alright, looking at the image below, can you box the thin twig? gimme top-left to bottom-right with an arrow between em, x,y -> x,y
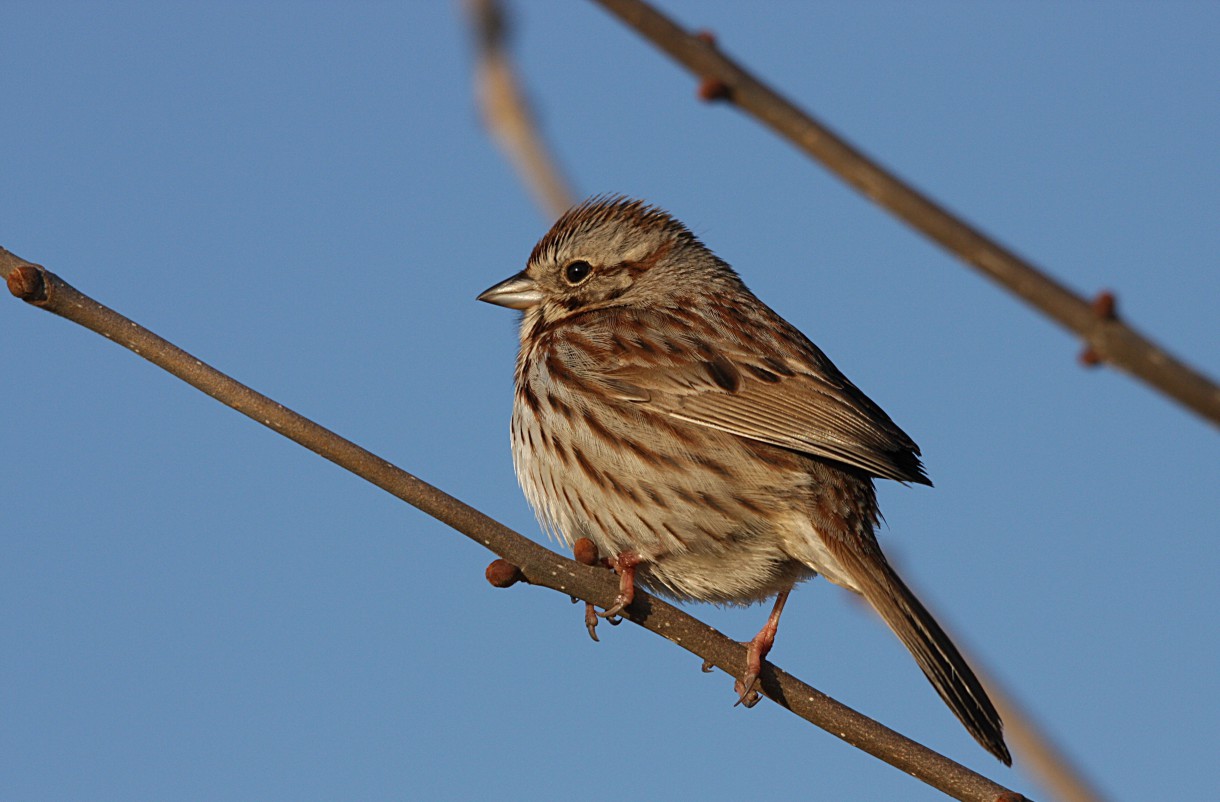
589,0 -> 1220,428
910,580 -> 1108,802
987,672 -> 1107,802
2,249 -> 1027,801
464,0 -> 576,218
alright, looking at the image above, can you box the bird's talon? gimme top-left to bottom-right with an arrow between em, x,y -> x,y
595,551 -> 640,620
596,600 -> 627,619
597,572 -> 636,619
584,602 -> 600,642
733,676 -> 762,708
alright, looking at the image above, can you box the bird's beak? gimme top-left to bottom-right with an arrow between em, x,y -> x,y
477,271 -> 543,310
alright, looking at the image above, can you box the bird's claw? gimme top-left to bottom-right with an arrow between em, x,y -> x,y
730,590 -> 789,709
584,602 -> 600,642
595,551 -> 640,619
734,675 -> 762,708
596,595 -> 630,620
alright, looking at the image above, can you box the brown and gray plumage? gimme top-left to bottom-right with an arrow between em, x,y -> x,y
478,196 -> 1010,764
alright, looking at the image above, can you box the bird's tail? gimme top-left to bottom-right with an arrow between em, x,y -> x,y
826,537 -> 1012,765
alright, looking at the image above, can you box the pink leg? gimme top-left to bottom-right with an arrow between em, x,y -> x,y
572,538 -> 605,641
735,589 -> 791,708
597,551 -> 641,619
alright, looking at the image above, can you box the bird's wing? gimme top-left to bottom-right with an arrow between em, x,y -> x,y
600,309 -> 930,485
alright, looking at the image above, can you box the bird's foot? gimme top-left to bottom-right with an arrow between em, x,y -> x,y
597,551 -> 641,619
572,539 -> 640,639
733,653 -> 765,708
732,590 -> 790,708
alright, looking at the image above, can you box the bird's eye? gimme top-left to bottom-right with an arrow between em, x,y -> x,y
564,260 -> 593,285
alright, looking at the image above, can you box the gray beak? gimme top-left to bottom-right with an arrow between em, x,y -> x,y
477,271 -> 543,310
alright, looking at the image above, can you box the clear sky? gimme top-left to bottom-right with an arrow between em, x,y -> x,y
3,3 -> 1217,801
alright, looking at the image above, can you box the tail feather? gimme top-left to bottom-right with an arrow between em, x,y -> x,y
829,540 -> 1012,765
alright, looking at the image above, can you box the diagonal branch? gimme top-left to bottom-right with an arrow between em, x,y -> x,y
458,3 -> 1095,796
2,248 -> 1026,801
589,0 -> 1220,428
463,0 -> 577,218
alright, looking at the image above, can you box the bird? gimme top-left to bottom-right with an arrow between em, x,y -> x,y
477,195 -> 1010,764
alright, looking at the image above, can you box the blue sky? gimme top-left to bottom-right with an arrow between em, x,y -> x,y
3,3 -> 1217,800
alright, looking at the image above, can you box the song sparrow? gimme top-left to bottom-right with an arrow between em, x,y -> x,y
478,196 -> 1009,764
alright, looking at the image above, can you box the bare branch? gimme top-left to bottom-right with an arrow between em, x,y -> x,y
988,674 -> 1107,802
463,0 -> 577,218
589,0 -> 1220,428
574,4 -> 1120,798
911,582 -> 1108,802
2,248 -> 1027,801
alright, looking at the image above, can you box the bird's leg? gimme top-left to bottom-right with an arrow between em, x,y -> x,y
571,538 -> 608,640
597,550 -> 641,620
735,589 -> 791,708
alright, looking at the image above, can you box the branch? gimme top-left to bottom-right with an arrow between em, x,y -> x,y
987,672 -> 1108,802
914,583 -> 1108,802
463,0 -> 577,218
576,4 -> 1114,799
2,249 -> 1027,801
589,0 -> 1220,428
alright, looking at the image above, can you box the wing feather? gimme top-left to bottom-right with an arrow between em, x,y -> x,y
600,306 -> 930,484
